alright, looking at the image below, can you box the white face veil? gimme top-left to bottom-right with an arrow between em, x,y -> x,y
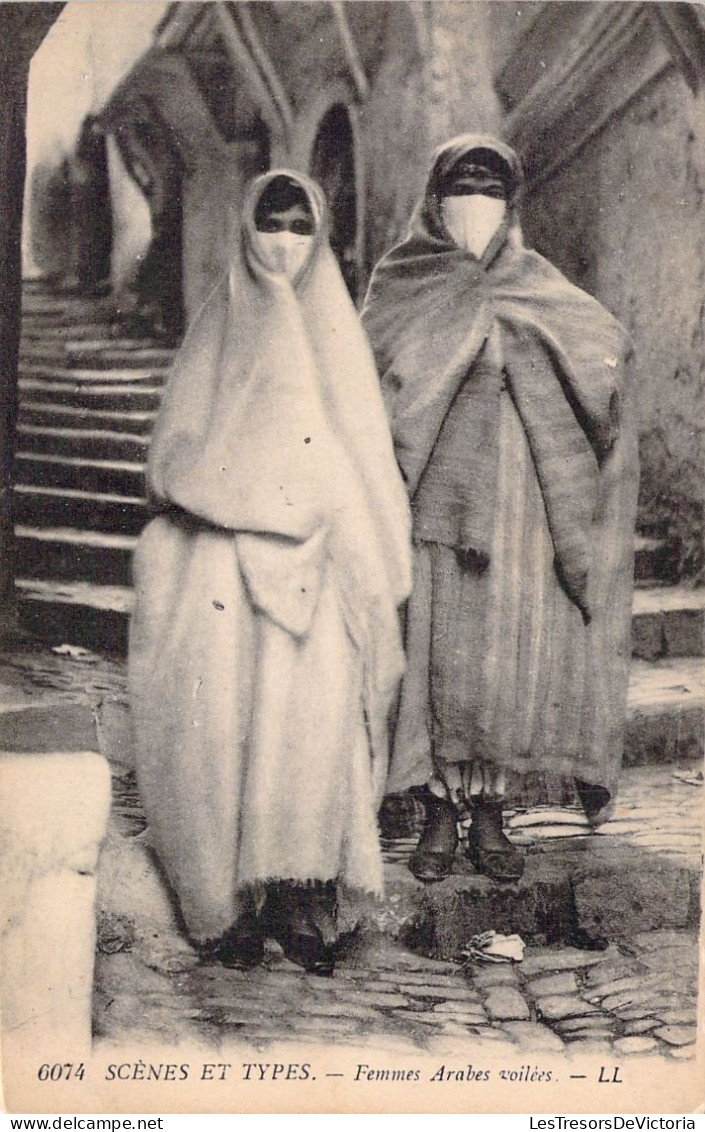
441,194 -> 507,259
257,231 -> 314,280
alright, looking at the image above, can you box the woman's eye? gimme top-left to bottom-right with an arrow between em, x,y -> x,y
291,220 -> 314,235
258,218 -> 284,232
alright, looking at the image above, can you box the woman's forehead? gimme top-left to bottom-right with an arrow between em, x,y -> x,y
446,148 -> 511,180
262,202 -> 310,218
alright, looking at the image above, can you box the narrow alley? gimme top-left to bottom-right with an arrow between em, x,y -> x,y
2,275 -> 702,1059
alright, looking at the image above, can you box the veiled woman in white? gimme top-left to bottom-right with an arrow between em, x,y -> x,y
129,172 -> 411,975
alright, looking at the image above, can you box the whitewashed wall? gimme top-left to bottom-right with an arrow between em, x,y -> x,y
22,1 -> 167,283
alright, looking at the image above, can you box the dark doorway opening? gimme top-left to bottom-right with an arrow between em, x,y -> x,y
310,103 -> 359,301
73,115 -> 113,292
113,107 -> 186,342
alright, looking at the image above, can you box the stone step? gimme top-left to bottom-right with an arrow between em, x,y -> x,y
19,362 -> 167,385
625,658 -> 704,767
632,586 -> 705,659
21,334 -> 163,351
15,574 -> 705,771
19,401 -> 157,434
19,378 -> 163,412
13,484 -> 148,535
378,837 -> 699,957
20,304 -> 108,323
20,323 -> 123,342
16,579 -> 132,653
21,290 -> 108,311
374,764 -> 701,953
20,344 -> 174,370
16,423 -> 149,462
634,535 -> 679,586
14,452 -> 145,495
15,526 -> 136,587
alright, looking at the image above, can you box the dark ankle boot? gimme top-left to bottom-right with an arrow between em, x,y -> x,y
266,882 -> 337,977
408,793 -> 459,882
466,796 -> 524,883
202,892 -> 265,969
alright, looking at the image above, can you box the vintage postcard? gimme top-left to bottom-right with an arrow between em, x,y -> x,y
0,0 -> 703,1116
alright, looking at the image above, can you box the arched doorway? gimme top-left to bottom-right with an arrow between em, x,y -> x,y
310,103 -> 359,301
111,103 -> 186,341
73,115 -> 113,292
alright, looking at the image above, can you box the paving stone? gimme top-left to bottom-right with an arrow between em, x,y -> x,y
638,949 -> 700,976
431,1001 -> 487,1017
564,1029 -> 616,1044
484,987 -> 530,1021
601,990 -> 662,1012
555,1014 -> 614,1033
332,989 -> 409,1010
584,975 -> 649,1002
437,1022 -> 470,1038
583,960 -> 642,988
656,1008 -> 697,1025
433,1010 -> 491,1026
397,983 -> 479,1002
616,1006 -> 663,1022
526,972 -> 578,998
565,1039 -> 613,1055
288,1016 -> 367,1037
201,993 -> 292,1016
536,994 -> 600,1022
520,948 -> 613,978
376,970 -> 466,989
600,979 -> 688,1009
501,1021 -> 565,1051
631,929 -> 698,953
469,965 -> 519,988
345,940 -> 458,974
296,1001 -> 382,1021
613,1035 -> 660,1054
653,1025 -> 698,1046
624,1018 -> 660,1035
464,1025 -> 512,1041
346,977 -> 416,997
598,970 -> 687,998
666,1045 -> 697,1060
389,1009 -> 448,1027
332,967 -> 379,981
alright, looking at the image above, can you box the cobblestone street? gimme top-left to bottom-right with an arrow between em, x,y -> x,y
1,646 -> 701,1062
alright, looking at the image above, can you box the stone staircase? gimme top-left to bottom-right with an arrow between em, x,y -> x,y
14,282 -> 174,651
13,283 -> 705,771
627,538 -> 704,768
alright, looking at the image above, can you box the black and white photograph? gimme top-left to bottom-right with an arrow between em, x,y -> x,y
0,0 -> 703,1116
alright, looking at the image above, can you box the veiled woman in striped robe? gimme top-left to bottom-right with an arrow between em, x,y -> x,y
362,135 -> 639,884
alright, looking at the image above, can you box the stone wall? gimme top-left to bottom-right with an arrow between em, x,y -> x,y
98,1 -> 704,571
361,2 -> 501,273
517,36 -> 705,577
155,2 -> 503,312
23,3 -> 168,283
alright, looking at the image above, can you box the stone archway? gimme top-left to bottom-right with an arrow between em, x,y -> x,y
310,102 -> 360,301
